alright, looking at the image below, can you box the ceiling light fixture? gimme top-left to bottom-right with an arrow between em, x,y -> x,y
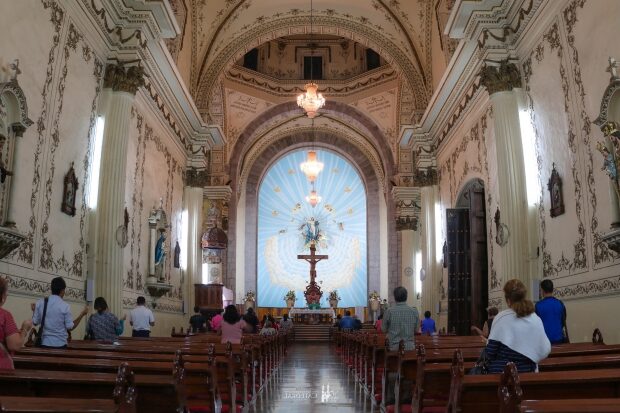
297,0 -> 325,118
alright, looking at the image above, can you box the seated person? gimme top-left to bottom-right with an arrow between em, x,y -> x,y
535,279 -> 568,344
334,314 -> 342,330
420,311 -> 436,335
483,279 -> 551,374
352,315 -> 362,330
280,314 -> 293,331
189,306 -> 206,333
210,309 -> 223,331
218,305 -> 252,344
260,320 -> 277,336
339,311 -> 355,330
374,314 -> 383,332
471,306 -> 498,338
243,308 -> 259,333
86,297 -> 120,342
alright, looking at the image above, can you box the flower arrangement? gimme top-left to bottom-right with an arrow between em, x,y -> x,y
368,290 -> 381,301
328,290 -> 341,301
284,290 -> 296,301
242,291 -> 256,303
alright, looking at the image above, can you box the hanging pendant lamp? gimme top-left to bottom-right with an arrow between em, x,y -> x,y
297,0 -> 326,118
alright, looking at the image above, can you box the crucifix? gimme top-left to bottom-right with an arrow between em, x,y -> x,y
297,242 -> 328,286
298,241 -> 328,306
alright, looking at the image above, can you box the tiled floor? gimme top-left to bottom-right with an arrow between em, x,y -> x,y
249,342 -> 377,413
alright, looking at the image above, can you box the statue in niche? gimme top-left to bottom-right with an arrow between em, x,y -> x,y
154,231 -> 166,282
61,162 -> 78,217
173,240 -> 181,269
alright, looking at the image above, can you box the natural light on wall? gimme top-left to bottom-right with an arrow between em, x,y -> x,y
415,251 -> 422,295
202,263 -> 209,284
88,116 -> 105,209
519,109 -> 540,205
435,202 -> 443,263
179,210 -> 189,271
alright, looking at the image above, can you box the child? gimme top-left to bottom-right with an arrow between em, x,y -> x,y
420,310 -> 436,335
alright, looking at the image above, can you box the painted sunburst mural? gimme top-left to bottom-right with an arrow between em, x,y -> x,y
257,149 -> 367,307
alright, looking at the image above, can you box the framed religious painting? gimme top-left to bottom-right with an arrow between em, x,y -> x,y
61,162 -> 78,216
547,163 -> 565,218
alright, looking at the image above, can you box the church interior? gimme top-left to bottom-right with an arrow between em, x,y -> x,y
2,0 -> 620,411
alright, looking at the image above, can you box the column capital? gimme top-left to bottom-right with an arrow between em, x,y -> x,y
392,186 -> 420,231
203,186 -> 232,201
185,168 -> 209,188
479,60 -> 522,95
103,63 -> 146,94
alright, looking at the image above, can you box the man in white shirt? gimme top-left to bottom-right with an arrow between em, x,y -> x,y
129,296 -> 155,337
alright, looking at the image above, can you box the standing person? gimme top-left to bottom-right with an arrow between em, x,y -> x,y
535,279 -> 568,344
217,305 -> 251,344
471,307 -> 498,338
129,296 -> 154,337
32,277 -> 88,348
381,286 -> 419,406
243,308 -> 259,333
420,311 -> 436,335
482,279 -> 550,373
189,306 -> 206,333
210,309 -> 223,331
86,297 -> 120,342
0,278 -> 32,369
381,287 -> 420,351
374,313 -> 383,332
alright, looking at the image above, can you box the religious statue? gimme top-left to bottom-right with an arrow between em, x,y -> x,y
154,231 -> 166,282
61,163 -> 78,217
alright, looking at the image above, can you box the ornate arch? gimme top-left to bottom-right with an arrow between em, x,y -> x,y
194,17 -> 429,114
226,130 -> 393,296
228,100 -> 397,191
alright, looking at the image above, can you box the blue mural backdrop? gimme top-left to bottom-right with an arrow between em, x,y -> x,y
257,149 -> 367,308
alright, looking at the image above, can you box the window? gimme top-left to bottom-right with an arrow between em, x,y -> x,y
519,109 -> 540,206
243,48 -> 259,71
366,49 -> 381,71
303,56 -> 323,80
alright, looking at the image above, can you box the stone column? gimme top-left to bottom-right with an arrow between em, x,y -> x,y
183,170 -> 207,313
420,185 -> 442,327
392,186 -> 421,310
93,63 -> 145,316
480,61 -> 529,286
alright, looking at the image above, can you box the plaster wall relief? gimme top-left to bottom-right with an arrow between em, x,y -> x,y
224,89 -> 273,156
122,106 -> 185,314
165,0 -> 188,63
517,0 -> 620,300
0,0 -> 102,300
351,89 -> 399,158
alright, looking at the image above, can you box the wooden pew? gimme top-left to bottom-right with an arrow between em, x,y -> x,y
518,399 -> 620,412
0,363 -> 137,413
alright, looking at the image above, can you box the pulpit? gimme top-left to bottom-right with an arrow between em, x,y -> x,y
195,283 -> 223,310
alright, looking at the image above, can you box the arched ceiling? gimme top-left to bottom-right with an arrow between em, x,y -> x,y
187,0 -> 434,114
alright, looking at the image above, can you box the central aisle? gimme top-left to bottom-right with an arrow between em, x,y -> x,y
250,342 -> 375,413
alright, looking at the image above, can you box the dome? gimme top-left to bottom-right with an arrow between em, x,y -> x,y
201,226 -> 228,249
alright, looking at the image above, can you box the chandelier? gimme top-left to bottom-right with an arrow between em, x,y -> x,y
297,0 -> 326,118
305,186 -> 322,208
300,149 -> 324,182
297,82 -> 325,119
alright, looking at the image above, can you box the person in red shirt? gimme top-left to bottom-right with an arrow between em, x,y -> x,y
0,277 -> 32,369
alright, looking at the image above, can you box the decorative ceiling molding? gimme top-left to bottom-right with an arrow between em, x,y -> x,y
225,64 -> 398,98
194,16 -> 429,114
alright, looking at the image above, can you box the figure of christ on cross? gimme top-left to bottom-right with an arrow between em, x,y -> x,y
298,242 -> 328,307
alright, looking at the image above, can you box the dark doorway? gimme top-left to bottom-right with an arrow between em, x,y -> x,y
243,48 -> 259,71
366,48 -> 381,71
446,179 -> 488,335
303,56 -> 323,80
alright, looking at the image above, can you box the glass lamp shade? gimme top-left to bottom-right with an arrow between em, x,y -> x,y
297,82 -> 325,119
305,190 -> 322,208
300,150 -> 324,182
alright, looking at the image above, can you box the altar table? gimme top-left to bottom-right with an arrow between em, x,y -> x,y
289,308 -> 335,324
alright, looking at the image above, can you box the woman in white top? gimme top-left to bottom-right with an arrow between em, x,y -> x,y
259,320 -> 277,336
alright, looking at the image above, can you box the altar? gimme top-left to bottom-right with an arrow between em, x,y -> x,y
289,308 -> 335,324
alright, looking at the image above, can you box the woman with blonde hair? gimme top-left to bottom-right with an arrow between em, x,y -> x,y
481,279 -> 550,374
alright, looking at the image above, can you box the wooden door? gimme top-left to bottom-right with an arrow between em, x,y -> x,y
469,187 -> 488,331
446,208 -> 471,336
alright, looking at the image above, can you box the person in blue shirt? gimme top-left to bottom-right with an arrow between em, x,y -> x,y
339,310 -> 355,330
420,310 -> 436,335
535,279 -> 568,344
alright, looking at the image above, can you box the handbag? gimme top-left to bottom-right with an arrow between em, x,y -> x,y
34,297 -> 49,347
468,348 -> 489,375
